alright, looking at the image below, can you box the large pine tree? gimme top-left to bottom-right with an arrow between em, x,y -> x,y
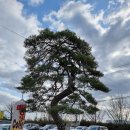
18,29 -> 109,130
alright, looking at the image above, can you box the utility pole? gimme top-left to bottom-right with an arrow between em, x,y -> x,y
21,91 -> 24,99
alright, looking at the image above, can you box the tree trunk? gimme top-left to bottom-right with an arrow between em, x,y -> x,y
50,79 -> 76,130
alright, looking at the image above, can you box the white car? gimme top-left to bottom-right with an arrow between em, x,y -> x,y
87,125 -> 108,130
0,124 -> 11,130
23,123 -> 39,130
40,124 -> 56,130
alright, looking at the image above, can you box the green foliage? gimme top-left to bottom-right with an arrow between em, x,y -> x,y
79,91 -> 97,105
18,29 -> 109,118
65,108 -> 84,114
85,105 -> 99,114
48,105 -> 68,114
48,104 -> 84,115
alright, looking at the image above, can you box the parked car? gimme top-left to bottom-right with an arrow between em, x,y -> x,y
0,124 -> 11,130
48,126 -> 76,130
48,126 -> 57,130
29,125 -> 39,130
70,126 -> 75,130
87,125 -> 108,130
23,123 -> 40,130
40,124 -> 56,130
73,126 -> 87,130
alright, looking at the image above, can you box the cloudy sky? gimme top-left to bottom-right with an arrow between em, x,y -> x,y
0,0 -> 130,108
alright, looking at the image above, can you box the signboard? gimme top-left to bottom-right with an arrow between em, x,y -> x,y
0,111 -> 4,120
10,100 -> 26,130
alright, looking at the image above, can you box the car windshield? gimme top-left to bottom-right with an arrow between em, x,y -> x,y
24,124 -> 31,128
31,124 -> 39,127
43,125 -> 49,128
24,123 -> 38,129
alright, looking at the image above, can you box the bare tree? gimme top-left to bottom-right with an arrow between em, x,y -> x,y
84,110 -> 105,123
4,103 -> 13,120
106,96 -> 130,124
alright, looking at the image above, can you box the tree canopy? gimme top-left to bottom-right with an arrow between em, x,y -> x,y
18,29 -> 109,130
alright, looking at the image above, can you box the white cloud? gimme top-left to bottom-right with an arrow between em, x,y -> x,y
43,1 -> 106,34
0,90 -> 20,105
0,0 -> 41,103
42,0 -> 130,97
105,0 -> 130,26
29,0 -> 44,6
